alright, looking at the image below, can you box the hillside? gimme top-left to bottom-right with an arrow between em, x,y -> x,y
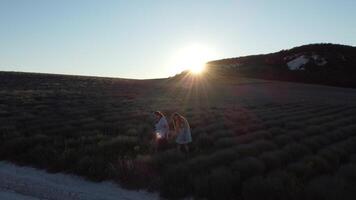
207,43 -> 356,87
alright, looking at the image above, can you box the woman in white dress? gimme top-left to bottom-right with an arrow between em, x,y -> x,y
172,113 -> 192,153
154,111 -> 169,151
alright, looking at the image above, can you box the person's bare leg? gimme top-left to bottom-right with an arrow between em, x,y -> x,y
184,144 -> 189,153
153,139 -> 160,153
150,140 -> 156,153
156,141 -> 160,153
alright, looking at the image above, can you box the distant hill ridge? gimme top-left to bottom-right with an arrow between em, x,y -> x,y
207,43 -> 356,88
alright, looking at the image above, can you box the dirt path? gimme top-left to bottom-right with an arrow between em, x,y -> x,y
0,162 -> 158,200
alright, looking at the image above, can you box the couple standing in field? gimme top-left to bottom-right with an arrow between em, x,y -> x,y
154,111 -> 192,153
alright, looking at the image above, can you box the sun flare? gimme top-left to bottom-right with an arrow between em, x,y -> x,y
170,44 -> 218,75
190,63 -> 205,74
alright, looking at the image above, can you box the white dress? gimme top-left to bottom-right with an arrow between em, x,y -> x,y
175,120 -> 192,144
155,116 -> 169,138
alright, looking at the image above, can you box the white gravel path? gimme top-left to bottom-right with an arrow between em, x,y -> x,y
0,162 -> 158,200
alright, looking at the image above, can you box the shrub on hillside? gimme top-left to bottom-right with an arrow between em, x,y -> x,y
126,128 -> 138,136
313,135 -> 331,146
301,138 -> 324,153
247,122 -> 264,132
287,162 -> 309,180
317,149 -> 341,170
151,149 -> 185,171
242,172 -> 298,200
208,167 -> 237,199
193,174 -> 210,198
234,130 -> 270,144
349,154 -> 356,164
274,135 -> 294,147
193,166 -> 239,200
336,164 -> 356,185
328,145 -> 349,162
287,156 -> 330,180
179,148 -> 238,174
305,125 -> 325,136
234,126 -> 249,135
208,148 -> 239,166
325,130 -> 344,141
98,135 -> 139,158
211,129 -> 234,139
305,175 -> 355,200
254,140 -> 278,152
268,127 -> 285,137
215,136 -> 237,148
287,130 -> 306,141
112,156 -> 155,188
252,130 -> 273,140
283,143 -> 312,160
285,121 -> 304,130
235,133 -> 257,144
306,117 -> 326,125
235,144 -> 259,157
324,120 -> 344,130
231,157 -> 265,179
205,123 -> 223,134
186,155 -> 211,172
0,136 -> 31,159
276,150 -> 291,166
195,132 -> 214,150
193,126 -> 208,136
0,126 -> 21,141
302,155 -> 332,177
27,144 -> 56,167
54,148 -> 81,171
339,125 -> 356,138
259,150 -> 283,171
75,155 -> 107,181
265,120 -> 285,129
160,164 -> 192,198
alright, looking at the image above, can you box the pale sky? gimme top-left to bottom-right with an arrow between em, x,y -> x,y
1,0 -> 355,79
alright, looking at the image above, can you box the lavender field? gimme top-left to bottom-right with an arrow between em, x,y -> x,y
1,71 -> 356,199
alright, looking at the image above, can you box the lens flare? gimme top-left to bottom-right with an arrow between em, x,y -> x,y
170,44 -> 218,75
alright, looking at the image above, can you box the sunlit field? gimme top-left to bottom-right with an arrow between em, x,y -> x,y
1,71 -> 356,199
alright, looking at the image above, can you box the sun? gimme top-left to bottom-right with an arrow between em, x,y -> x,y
170,44 -> 218,75
190,63 -> 205,74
